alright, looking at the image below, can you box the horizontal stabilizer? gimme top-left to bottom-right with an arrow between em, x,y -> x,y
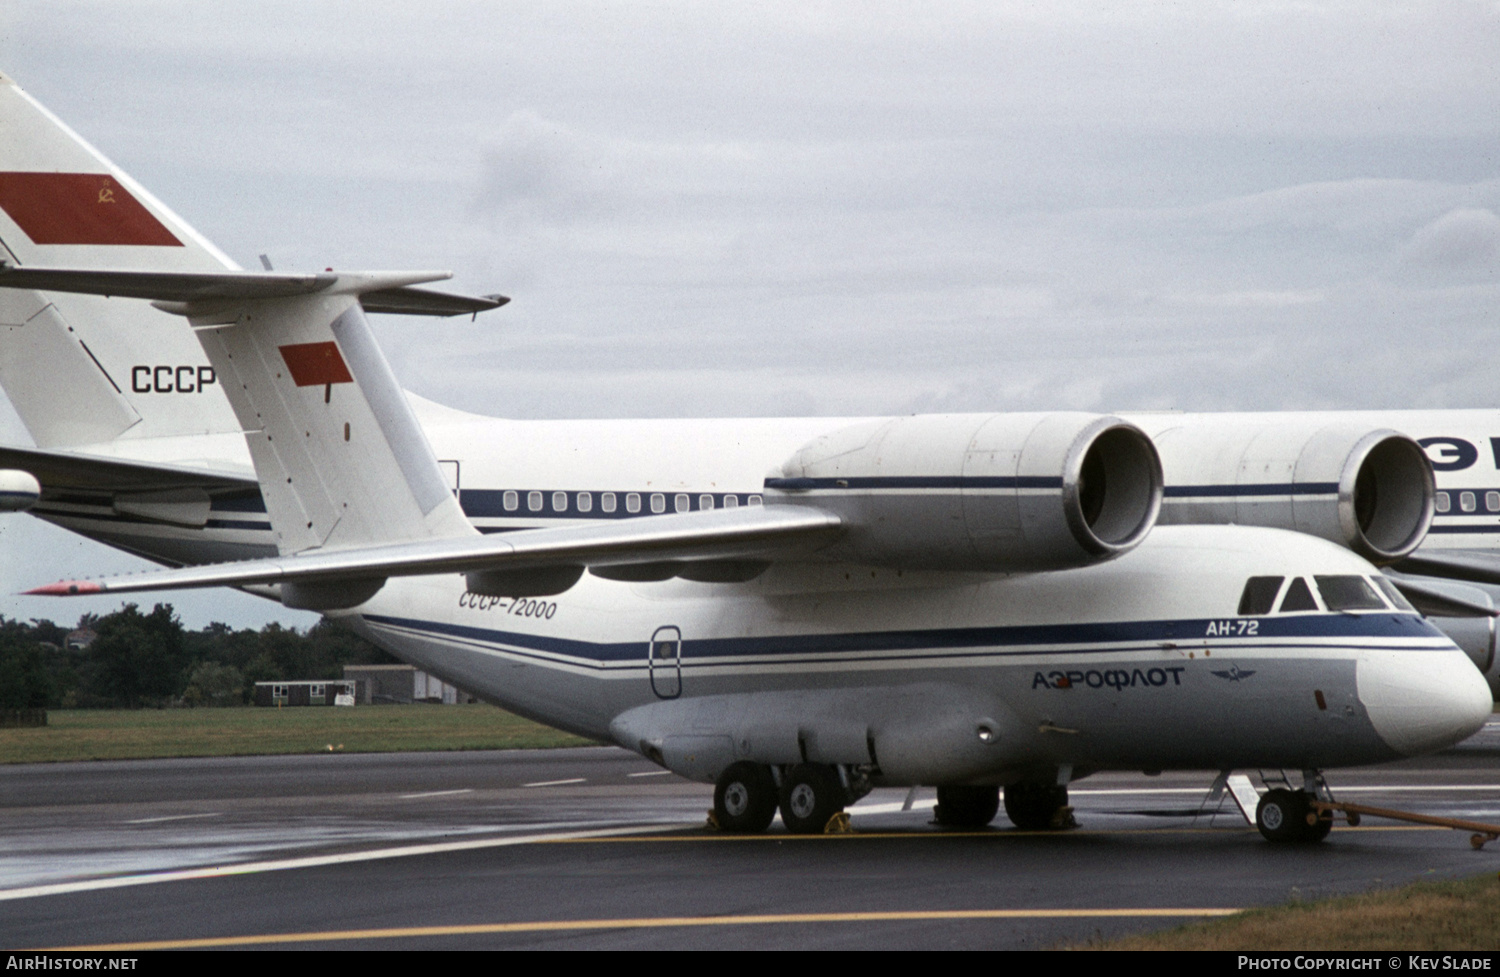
0,265 -> 507,317
1386,576 -> 1500,618
360,286 -> 510,317
25,505 -> 844,597
1391,550 -> 1500,588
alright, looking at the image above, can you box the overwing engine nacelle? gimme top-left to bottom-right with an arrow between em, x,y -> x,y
1135,416 -> 1435,565
767,413 -> 1163,572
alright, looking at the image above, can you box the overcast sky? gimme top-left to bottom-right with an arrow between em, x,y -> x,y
0,1 -> 1497,630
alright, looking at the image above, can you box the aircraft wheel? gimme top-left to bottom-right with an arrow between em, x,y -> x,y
1003,781 -> 1069,831
1305,801 -> 1334,842
713,762 -> 778,833
778,763 -> 845,834
934,785 -> 1001,828
1256,788 -> 1311,843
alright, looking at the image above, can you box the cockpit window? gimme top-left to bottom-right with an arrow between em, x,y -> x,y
1314,575 -> 1387,611
1279,577 -> 1319,612
1238,576 -> 1284,615
1372,576 -> 1417,612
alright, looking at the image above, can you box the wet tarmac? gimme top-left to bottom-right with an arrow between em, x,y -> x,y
1,722 -> 1497,949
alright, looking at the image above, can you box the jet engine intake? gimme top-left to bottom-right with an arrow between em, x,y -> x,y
1137,417 -> 1435,565
767,413 -> 1163,572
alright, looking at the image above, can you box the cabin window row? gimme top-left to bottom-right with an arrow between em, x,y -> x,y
1434,490 -> 1500,514
496,490 -> 764,515
1237,574 -> 1414,615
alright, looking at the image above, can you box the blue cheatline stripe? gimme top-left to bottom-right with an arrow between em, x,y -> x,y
211,494 -> 268,513
1163,483 -> 1340,498
46,492 -> 112,506
362,610 -> 1443,667
1427,525 -> 1500,535
36,508 -> 271,532
763,476 -> 1062,491
368,622 -> 1436,674
205,519 -> 272,531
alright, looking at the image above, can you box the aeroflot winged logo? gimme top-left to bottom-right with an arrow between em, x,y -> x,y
1210,666 -> 1257,682
0,172 -> 183,246
278,342 -> 353,387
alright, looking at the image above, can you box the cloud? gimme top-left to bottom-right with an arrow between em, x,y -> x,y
1393,207 -> 1500,282
472,111 -> 612,226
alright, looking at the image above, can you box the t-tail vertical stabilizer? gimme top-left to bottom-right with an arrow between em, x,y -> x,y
167,275 -> 478,607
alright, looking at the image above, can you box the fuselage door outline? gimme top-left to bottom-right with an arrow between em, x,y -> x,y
649,625 -> 682,699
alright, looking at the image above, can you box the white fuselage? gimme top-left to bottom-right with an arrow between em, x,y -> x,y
335,524 -> 1489,783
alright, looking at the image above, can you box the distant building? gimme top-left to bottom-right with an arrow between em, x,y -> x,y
64,628 -> 96,650
342,664 -> 478,705
253,680 -> 357,707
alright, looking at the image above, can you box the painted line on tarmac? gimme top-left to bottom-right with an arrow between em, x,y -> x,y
0,823 -> 688,904
52,907 -> 1245,950
400,789 -> 474,799
545,824 -> 1447,843
851,800 -> 934,815
626,771 -> 674,778
523,778 -> 587,788
1067,785 -> 1500,796
830,786 -> 1500,817
1333,785 -> 1500,793
122,813 -> 223,825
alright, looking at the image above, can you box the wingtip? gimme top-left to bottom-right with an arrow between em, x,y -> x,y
23,581 -> 103,596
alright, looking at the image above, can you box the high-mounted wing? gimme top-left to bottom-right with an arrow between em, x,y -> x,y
1385,575 -> 1500,618
27,504 -> 843,602
1392,549 -> 1500,588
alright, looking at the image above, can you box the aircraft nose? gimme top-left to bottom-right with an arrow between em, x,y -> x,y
1358,647 -> 1493,757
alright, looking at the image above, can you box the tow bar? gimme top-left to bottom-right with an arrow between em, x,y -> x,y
1310,800 -> 1500,850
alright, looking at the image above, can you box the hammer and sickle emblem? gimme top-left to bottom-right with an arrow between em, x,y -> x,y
97,186 -> 116,204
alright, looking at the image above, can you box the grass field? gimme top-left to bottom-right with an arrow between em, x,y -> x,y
0,705 -> 595,763
1079,873 -> 1500,950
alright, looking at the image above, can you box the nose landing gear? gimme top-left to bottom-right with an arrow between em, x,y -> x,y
1255,788 -> 1333,843
1253,769 -> 1335,843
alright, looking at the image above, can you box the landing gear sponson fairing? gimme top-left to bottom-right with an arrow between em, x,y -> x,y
0,70 -> 1492,842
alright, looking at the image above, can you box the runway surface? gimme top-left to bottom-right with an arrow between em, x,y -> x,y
2,722 -> 1498,950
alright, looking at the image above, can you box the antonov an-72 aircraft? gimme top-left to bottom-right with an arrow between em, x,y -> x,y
0,70 -> 1492,843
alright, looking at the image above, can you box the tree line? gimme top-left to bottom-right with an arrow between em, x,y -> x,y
0,604 -> 400,709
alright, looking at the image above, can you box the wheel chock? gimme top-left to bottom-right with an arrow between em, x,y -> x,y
823,811 -> 853,834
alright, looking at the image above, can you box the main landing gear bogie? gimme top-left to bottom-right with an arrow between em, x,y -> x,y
712,761 -> 779,833
711,761 -> 859,834
933,785 -> 1001,828
1256,788 -> 1333,844
1003,781 -> 1073,831
778,763 -> 849,834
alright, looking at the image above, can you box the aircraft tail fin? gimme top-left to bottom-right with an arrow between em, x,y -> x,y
0,69 -> 243,449
179,277 -> 477,555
